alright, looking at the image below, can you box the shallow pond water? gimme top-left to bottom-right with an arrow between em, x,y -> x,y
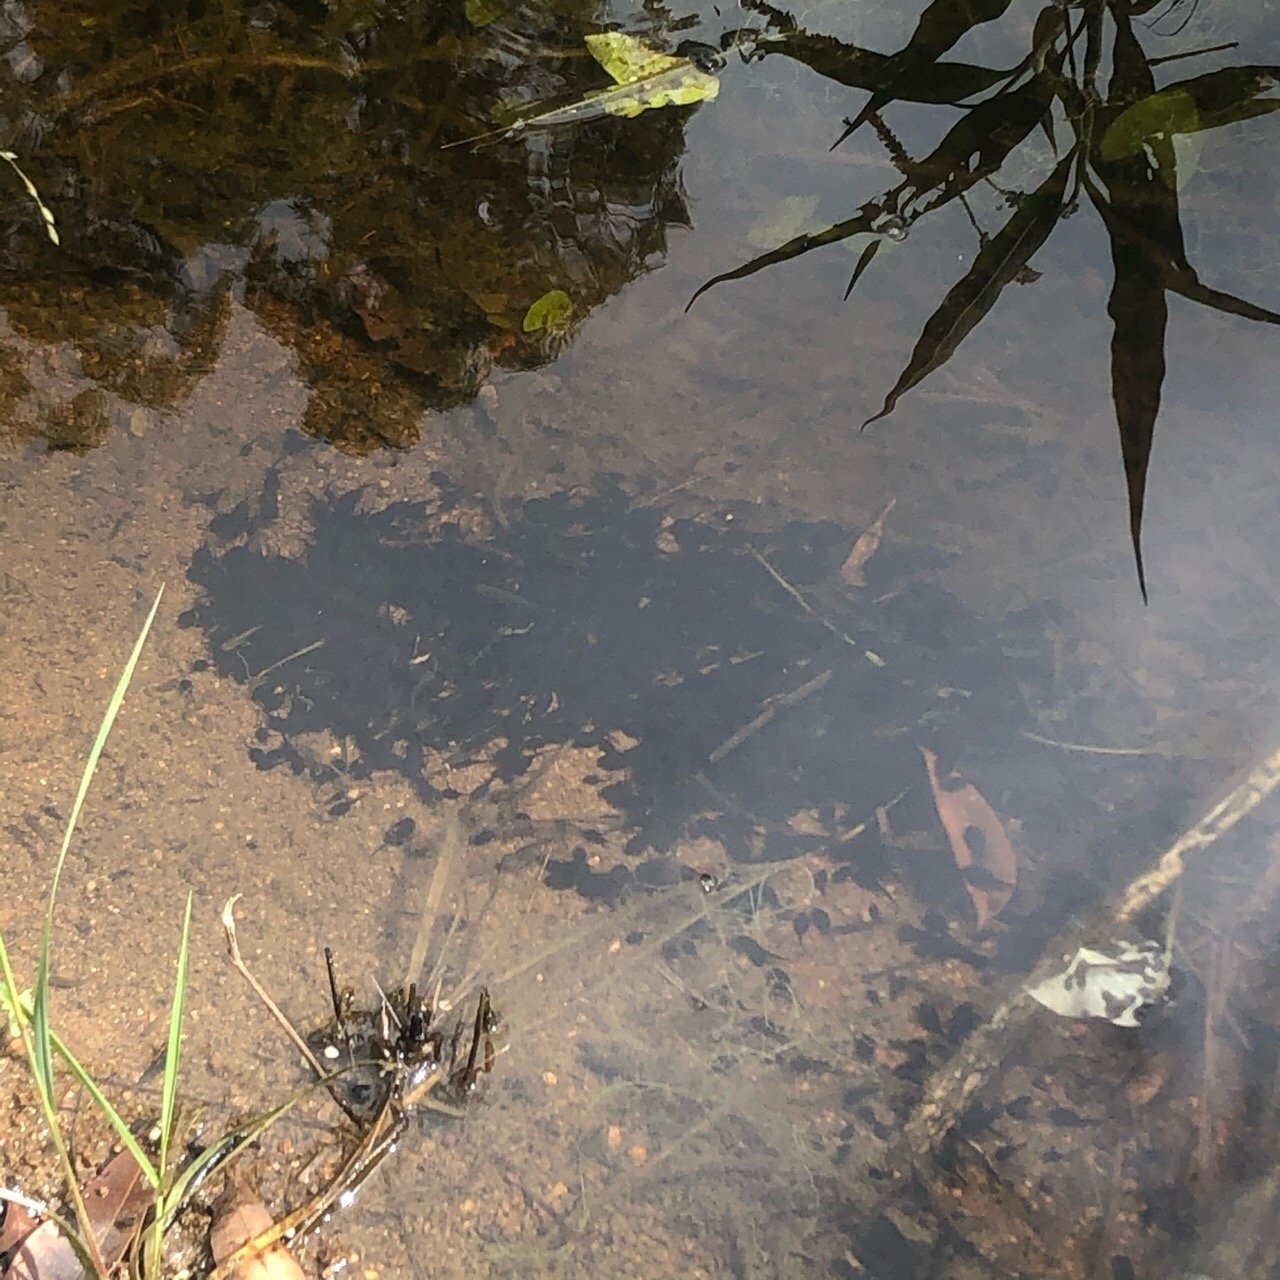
4,1 -> 1280,1277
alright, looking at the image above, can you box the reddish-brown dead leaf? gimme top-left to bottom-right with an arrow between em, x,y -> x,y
4,1148 -> 150,1280
840,498 -> 896,587
3,1221 -> 86,1280
83,1147 -> 149,1266
921,746 -> 1017,927
0,1199 -> 43,1273
0,1198 -> 41,1256
210,1177 -> 306,1280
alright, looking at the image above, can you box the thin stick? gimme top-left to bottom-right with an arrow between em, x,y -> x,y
1021,730 -> 1154,756
249,638 -> 324,688
709,669 -> 831,765
1119,744 -> 1280,920
221,896 -> 328,1082
423,909 -> 461,1003
750,550 -> 885,667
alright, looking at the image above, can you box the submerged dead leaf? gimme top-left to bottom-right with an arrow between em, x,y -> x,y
2,1224 -> 84,1280
840,497 -> 896,587
210,1177 -> 305,1280
82,1147 -> 149,1267
0,1201 -> 42,1272
4,1148 -> 151,1280
920,746 -> 1017,927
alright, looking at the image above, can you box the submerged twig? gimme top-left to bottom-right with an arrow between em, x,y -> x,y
1021,730 -> 1154,756
222,897 -> 326,1078
749,550 -> 885,667
708,668 -> 831,765
0,152 -> 58,246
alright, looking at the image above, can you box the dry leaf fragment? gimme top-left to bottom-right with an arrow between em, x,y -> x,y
3,1220 -> 86,1280
4,1149 -> 151,1280
210,1177 -> 306,1280
83,1147 -> 149,1266
840,498 -> 896,587
0,1198 -> 40,1258
920,746 -> 1017,927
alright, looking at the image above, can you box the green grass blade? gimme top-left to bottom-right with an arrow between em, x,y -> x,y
49,1025 -> 160,1188
158,892 -> 193,1182
0,935 -> 112,1277
157,1085 -> 312,1233
33,586 -> 164,1105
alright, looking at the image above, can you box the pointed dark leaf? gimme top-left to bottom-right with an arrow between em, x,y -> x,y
865,153 -> 1074,425
698,65 -> 1061,308
1101,66 -> 1280,161
761,28 -> 1010,99
688,211 -> 875,308
843,239 -> 881,299
1104,206 -> 1164,603
895,72 -> 1059,220
1090,6 -> 1163,599
1086,21 -> 1280,600
1087,19 -> 1280,328
896,0 -> 1018,65
1107,0 -> 1157,104
1166,274 -> 1280,324
840,0 -> 1016,138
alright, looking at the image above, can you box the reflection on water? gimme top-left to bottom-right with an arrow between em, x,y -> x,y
0,0 -> 696,451
691,0 -> 1280,599
2,0 -> 1280,1276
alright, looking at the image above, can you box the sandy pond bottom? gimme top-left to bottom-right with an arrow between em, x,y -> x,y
5,260 -> 1280,1278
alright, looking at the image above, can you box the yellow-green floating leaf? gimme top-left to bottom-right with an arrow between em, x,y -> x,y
523,289 -> 574,335
465,0 -> 506,27
584,32 -> 719,117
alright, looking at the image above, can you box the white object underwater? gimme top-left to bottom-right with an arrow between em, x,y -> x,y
1026,882 -> 1180,1028
1025,937 -> 1172,1027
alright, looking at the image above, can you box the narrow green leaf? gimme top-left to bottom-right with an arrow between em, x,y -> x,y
866,153 -> 1074,425
34,586 -> 164,1108
158,892 -> 193,1183
46,586 -> 164,914
0,1189 -> 101,1278
158,1086 -> 311,1226
1,939 -> 114,1276
49,1026 -> 161,1188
